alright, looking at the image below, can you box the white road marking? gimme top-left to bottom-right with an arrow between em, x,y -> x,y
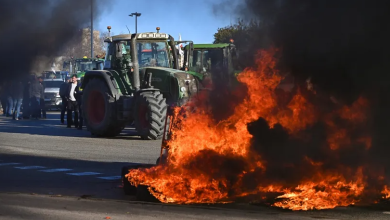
383,212 -> 390,215
14,166 -> 46,170
3,161 -> 117,180
66,172 -> 101,176
0,163 -> 21,166
96,176 -> 121,180
39,168 -> 73,173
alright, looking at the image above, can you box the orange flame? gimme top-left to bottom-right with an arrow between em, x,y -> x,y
382,186 -> 390,199
274,169 -> 365,210
126,48 -> 378,210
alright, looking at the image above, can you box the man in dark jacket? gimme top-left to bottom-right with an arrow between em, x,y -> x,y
65,74 -> 80,128
29,76 -> 43,119
38,77 -> 46,119
12,80 -> 24,120
59,79 -> 69,124
76,77 -> 84,130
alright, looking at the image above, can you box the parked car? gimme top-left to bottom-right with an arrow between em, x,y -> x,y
43,78 -> 64,110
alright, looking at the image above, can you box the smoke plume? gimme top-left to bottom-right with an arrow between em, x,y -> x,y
228,0 -> 390,169
219,0 -> 390,101
205,0 -> 390,204
0,0 -> 113,82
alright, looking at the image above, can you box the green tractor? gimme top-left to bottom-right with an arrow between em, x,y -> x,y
71,57 -> 105,83
81,27 -> 202,139
182,42 -> 240,87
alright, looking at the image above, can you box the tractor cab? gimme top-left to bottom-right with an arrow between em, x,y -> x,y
183,42 -> 240,86
74,57 -> 104,73
73,57 -> 104,83
102,27 -> 180,92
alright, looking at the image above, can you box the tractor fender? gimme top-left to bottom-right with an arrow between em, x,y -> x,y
82,70 -> 120,98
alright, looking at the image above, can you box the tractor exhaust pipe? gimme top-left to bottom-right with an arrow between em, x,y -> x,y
168,36 -> 179,70
130,37 -> 140,91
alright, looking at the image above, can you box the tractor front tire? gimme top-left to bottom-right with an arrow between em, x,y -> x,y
134,91 -> 168,140
82,78 -> 125,137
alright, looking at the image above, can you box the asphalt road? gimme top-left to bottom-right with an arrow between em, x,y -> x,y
0,112 -> 390,219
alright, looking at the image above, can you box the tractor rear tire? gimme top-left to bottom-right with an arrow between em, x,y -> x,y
134,91 -> 168,140
82,78 -> 126,137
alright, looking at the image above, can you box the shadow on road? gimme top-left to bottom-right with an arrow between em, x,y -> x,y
0,152 -> 149,200
1,153 -> 389,219
0,112 -> 142,140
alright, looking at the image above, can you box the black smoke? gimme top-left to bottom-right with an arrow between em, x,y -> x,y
208,0 -> 390,203
218,0 -> 390,102
0,0 -> 113,83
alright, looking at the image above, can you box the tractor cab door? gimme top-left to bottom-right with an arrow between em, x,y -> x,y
104,40 -> 134,92
104,41 -> 114,70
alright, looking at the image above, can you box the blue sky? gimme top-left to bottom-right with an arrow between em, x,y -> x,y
96,0 -> 235,43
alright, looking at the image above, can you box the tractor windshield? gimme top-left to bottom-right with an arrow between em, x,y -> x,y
191,49 -> 224,73
75,60 -> 103,72
137,41 -> 170,68
115,40 -> 171,69
75,61 -> 94,72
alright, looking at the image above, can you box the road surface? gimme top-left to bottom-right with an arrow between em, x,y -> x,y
0,112 -> 389,219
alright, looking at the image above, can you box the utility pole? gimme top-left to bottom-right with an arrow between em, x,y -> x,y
129,12 -> 141,33
90,0 -> 94,58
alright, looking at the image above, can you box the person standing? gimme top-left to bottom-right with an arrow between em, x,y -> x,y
12,80 -> 24,120
76,77 -> 84,130
22,76 -> 32,119
0,82 -> 8,116
38,77 -> 46,119
65,74 -> 79,128
5,81 -> 13,117
29,76 -> 43,119
59,79 -> 69,124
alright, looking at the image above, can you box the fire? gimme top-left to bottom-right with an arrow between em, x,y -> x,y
126,48 -> 384,210
324,97 -> 371,150
274,169 -> 365,210
382,186 -> 390,199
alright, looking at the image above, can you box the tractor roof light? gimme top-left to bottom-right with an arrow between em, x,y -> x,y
156,27 -> 160,33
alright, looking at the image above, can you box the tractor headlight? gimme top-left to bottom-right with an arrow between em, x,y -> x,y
180,87 -> 186,92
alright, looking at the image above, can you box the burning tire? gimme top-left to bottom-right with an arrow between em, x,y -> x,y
121,166 -> 137,195
82,78 -> 126,137
134,91 -> 168,140
121,164 -> 156,196
136,185 -> 160,203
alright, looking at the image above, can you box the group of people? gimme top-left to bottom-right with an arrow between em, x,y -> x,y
0,75 -> 46,120
59,74 -> 84,130
0,74 -> 84,130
